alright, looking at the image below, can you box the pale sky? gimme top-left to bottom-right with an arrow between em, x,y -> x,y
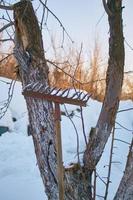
1,0 -> 133,71
45,0 -> 133,71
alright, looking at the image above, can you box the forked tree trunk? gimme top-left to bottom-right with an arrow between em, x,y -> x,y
13,1 -> 92,199
13,1 -> 58,199
12,0 -> 125,199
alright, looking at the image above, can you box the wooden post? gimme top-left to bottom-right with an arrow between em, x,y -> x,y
55,103 -> 64,200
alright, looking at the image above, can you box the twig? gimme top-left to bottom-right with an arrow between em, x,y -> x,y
114,138 -> 131,145
0,4 -> 13,10
96,12 -> 105,26
115,121 -> 133,132
64,104 -> 80,163
0,21 -> 14,33
118,107 -> 133,113
39,0 -> 73,43
80,106 -> 87,146
0,38 -> 13,42
93,168 -> 97,200
0,79 -> 11,84
104,126 -> 115,200
0,79 -> 16,119
0,53 -> 12,64
124,39 -> 133,51
96,172 -> 107,186
47,59 -> 105,85
40,0 -> 47,31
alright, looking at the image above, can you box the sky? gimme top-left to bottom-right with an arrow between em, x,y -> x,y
45,0 -> 133,71
1,0 -> 133,71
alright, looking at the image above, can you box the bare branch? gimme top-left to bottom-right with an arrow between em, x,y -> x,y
64,104 -> 80,163
104,126 -> 115,200
0,22 -> 14,33
115,121 -> 133,132
114,138 -> 131,145
0,4 -> 13,10
39,0 -> 74,43
118,107 -> 133,113
102,0 -> 113,16
0,38 -> 13,42
0,53 -> 12,64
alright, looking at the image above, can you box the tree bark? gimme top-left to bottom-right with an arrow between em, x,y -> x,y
13,1 -> 58,199
7,0 -> 126,199
114,140 -> 133,200
13,1 -> 92,199
84,0 -> 125,170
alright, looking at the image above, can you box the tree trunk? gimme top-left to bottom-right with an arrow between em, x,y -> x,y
12,0 -> 126,199
114,140 -> 133,200
13,1 -> 58,199
13,1 -> 92,199
84,0 -> 125,170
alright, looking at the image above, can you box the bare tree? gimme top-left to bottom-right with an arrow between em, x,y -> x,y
1,0 -> 132,200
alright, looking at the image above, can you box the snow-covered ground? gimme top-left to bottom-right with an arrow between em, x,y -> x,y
0,77 -> 132,200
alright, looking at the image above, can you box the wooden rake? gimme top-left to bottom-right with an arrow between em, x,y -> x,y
22,82 -> 91,200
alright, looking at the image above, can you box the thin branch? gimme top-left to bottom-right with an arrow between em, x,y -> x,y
96,172 -> 107,186
80,106 -> 87,146
0,79 -> 16,119
1,0 -> 15,33
47,59 -> 105,86
114,138 -> 131,145
64,104 -> 80,163
115,121 -> 133,132
40,0 -> 47,31
0,79 -> 11,84
104,126 -> 115,200
47,59 -> 82,85
39,0 -> 74,43
0,21 -> 14,33
96,12 -> 105,26
102,0 -> 113,16
93,169 -> 97,200
118,107 -> 133,113
0,4 -> 13,10
0,54 -> 12,66
124,71 -> 133,74
124,39 -> 133,51
0,38 -> 13,42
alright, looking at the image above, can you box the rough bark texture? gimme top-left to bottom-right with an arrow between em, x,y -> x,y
83,0 -> 125,170
114,140 -> 133,200
13,1 -> 58,199
13,1 -> 92,199
12,0 -> 126,199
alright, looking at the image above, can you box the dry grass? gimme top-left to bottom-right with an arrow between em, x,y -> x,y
0,39 -> 133,102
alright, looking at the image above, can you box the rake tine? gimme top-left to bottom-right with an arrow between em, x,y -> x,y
38,83 -> 45,92
77,91 -> 83,99
84,94 -> 91,102
81,93 -> 89,101
49,87 -> 57,94
67,88 -> 71,97
71,92 -> 79,99
43,86 -> 51,93
61,89 -> 69,96
23,83 -> 33,91
31,82 -> 40,91
86,94 -> 92,101
54,88 -> 62,95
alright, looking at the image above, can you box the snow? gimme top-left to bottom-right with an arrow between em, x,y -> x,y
0,77 -> 132,200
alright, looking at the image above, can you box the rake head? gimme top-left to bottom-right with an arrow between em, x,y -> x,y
22,82 -> 91,107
